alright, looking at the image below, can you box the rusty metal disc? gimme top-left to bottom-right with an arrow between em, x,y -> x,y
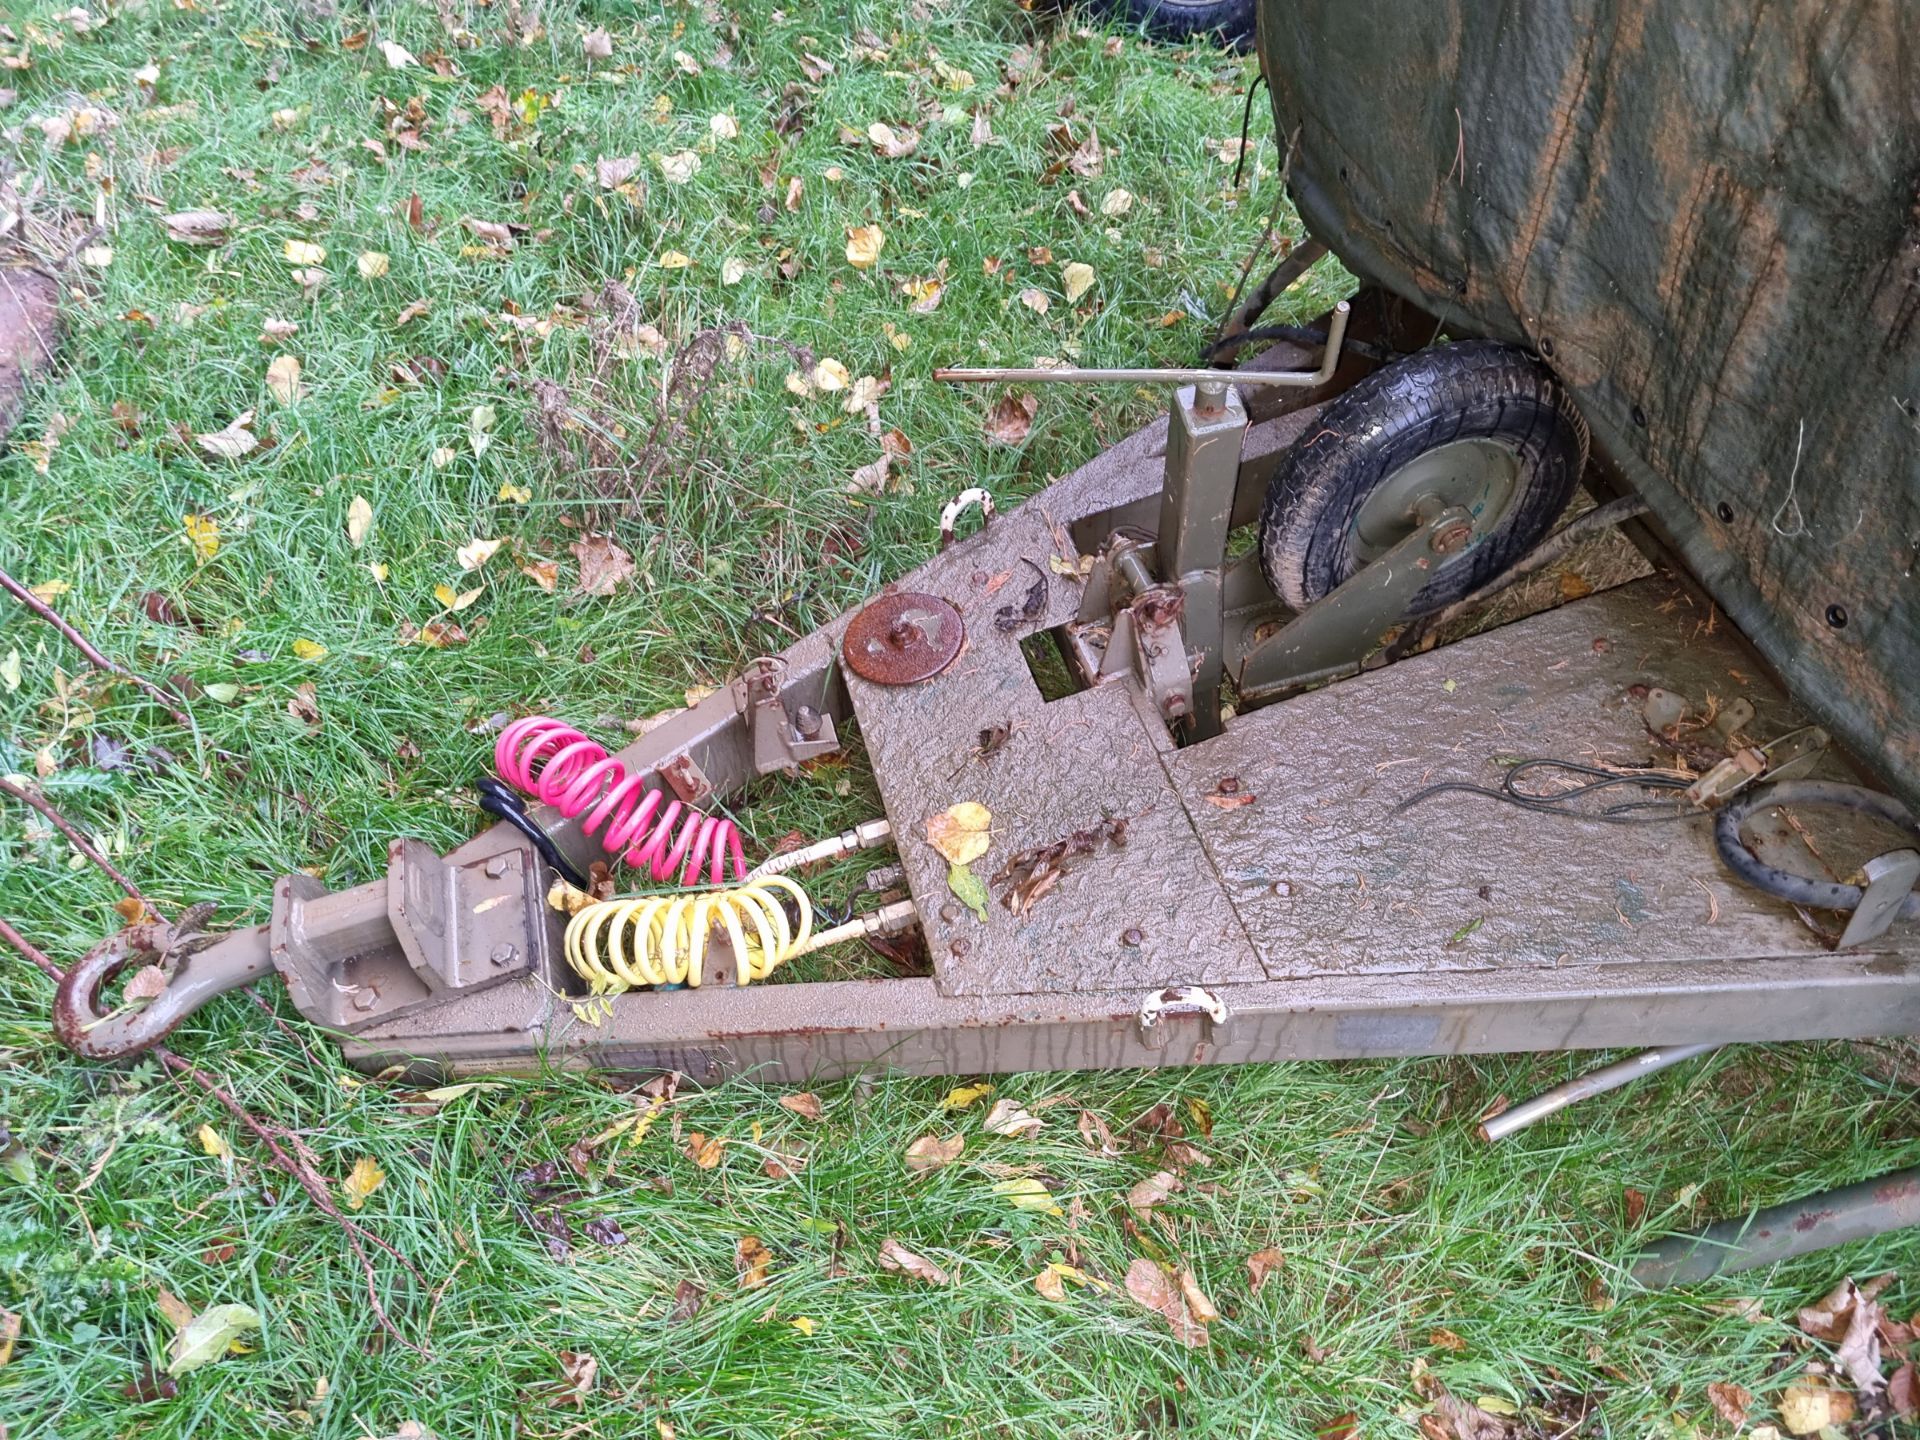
842,591 -> 965,685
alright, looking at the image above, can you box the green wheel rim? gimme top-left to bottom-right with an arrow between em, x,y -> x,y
1351,437 -> 1524,564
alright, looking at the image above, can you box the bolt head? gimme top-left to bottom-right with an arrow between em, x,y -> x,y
489,943 -> 518,966
1429,520 -> 1474,555
484,854 -> 511,878
1121,927 -> 1144,947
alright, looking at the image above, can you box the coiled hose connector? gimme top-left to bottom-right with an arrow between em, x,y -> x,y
564,876 -> 815,992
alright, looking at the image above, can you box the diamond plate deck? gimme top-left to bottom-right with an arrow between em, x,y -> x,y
1165,575 -> 1903,980
845,506 -> 1267,999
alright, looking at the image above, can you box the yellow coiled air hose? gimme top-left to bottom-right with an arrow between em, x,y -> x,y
563,875 -> 814,993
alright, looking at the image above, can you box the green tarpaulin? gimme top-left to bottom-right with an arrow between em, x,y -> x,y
1261,0 -> 1920,805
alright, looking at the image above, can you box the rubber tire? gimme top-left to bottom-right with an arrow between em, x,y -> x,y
1258,340 -> 1590,616
1080,0 -> 1255,47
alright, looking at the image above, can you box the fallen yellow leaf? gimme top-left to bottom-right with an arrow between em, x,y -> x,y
657,250 -> 692,269
347,494 -> 373,548
845,224 -> 885,269
341,1155 -> 385,1210
183,514 -> 220,564
943,1082 -> 994,1110
992,1176 -> 1062,1215
1061,261 -> 1096,302
925,801 -> 992,865
356,250 -> 390,279
789,1316 -> 815,1336
291,638 -> 328,661
283,239 -> 326,265
197,1124 -> 231,1160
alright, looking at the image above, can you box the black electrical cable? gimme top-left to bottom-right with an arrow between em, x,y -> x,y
1393,758 -> 1696,826
1713,779 -> 1920,919
1230,72 -> 1267,192
475,775 -> 593,891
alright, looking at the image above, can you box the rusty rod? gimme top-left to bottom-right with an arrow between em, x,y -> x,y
1631,1166 -> 1920,1287
0,563 -> 197,732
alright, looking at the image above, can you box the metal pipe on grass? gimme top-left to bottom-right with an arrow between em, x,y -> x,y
1478,1043 -> 1720,1142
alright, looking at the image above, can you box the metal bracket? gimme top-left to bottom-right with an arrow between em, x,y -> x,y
1137,984 -> 1231,1050
1838,849 -> 1920,950
271,839 -> 544,1033
734,656 -> 840,775
1235,503 -> 1474,704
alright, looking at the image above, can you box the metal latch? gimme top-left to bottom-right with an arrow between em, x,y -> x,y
1686,725 -> 1830,807
1137,985 -> 1231,1050
1838,849 -> 1920,950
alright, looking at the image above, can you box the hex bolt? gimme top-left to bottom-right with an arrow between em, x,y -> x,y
484,855 -> 511,879
489,943 -> 518,967
949,938 -> 972,959
1429,519 -> 1474,555
939,902 -> 962,923
1217,775 -> 1241,795
794,704 -> 823,740
1120,927 -> 1144,948
351,989 -> 379,1012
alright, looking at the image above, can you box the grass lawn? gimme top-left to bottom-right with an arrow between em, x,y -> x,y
3,1 -> 1919,1436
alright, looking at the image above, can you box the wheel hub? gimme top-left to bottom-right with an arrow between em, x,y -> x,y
1352,437 -> 1523,563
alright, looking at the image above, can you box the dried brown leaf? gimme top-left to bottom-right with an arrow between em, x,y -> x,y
122,965 -> 170,1002
734,1234 -> 771,1290
779,1092 -> 824,1121
161,209 -> 231,245
571,534 -> 635,597
1127,1169 -> 1182,1220
684,1132 -> 726,1169
1245,1246 -> 1283,1295
904,1133 -> 964,1172
983,392 -> 1036,447
982,1097 -> 1042,1138
877,1237 -> 948,1285
1125,1258 -> 1208,1347
1707,1382 -> 1751,1426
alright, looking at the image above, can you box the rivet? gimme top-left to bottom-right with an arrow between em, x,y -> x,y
1121,928 -> 1144,947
